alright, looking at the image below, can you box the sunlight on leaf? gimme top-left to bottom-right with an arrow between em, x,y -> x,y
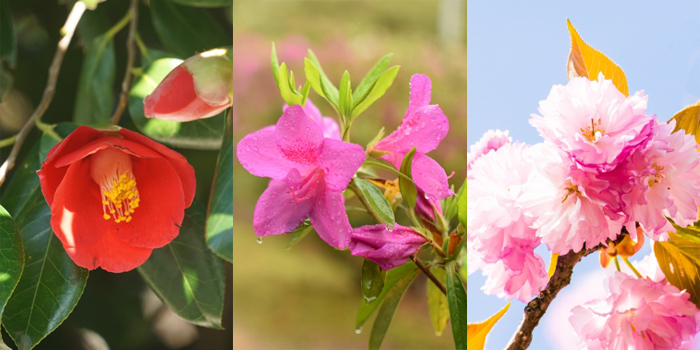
567,19 -> 629,96
669,100 -> 700,144
654,233 -> 700,309
467,303 -> 510,350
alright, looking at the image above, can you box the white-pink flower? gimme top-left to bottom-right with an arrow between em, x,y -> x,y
570,271 -> 700,350
466,142 -> 547,302
467,129 -> 511,174
530,75 -> 653,171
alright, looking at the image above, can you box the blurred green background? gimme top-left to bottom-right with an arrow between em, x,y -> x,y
230,1 -> 466,349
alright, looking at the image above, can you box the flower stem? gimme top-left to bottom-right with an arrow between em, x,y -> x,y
0,135 -> 16,148
412,254 -> 447,295
622,256 -> 643,278
614,255 -> 621,272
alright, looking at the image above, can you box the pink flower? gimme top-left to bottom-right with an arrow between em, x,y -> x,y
373,74 -> 453,201
466,142 -> 547,302
236,105 -> 365,249
530,75 -> 653,170
467,129 -> 511,173
621,119 -> 700,240
570,271 -> 700,350
348,224 -> 426,270
518,143 -> 623,254
283,100 -> 340,140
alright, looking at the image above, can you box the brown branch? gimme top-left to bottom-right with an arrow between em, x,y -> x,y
412,254 -> 447,296
110,0 -> 139,125
0,1 -> 86,187
505,236 -> 625,350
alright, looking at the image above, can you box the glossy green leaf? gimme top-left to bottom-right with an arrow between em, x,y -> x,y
206,113 -> 233,262
351,66 -> 399,120
441,184 -> 459,223
457,177 -> 467,229
0,142 -> 41,217
356,262 -> 418,329
427,267 -> 449,336
38,124 -> 77,163
654,233 -> 700,308
150,0 -> 230,58
399,147 -> 418,211
3,190 -> 89,350
368,264 -> 419,350
361,259 -> 386,303
128,57 -> 225,150
352,178 -> 395,225
338,70 -> 352,117
138,200 -> 226,329
0,0 -> 16,64
0,205 -> 23,332
73,33 -> 116,126
446,262 -> 468,349
352,54 -> 392,108
167,0 -> 232,8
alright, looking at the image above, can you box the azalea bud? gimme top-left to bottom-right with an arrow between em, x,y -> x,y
144,47 -> 232,122
348,224 -> 426,270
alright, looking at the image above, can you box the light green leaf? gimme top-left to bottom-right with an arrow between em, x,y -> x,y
352,178 -> 395,226
2,190 -> 89,350
427,266 -> 449,336
457,177 -> 467,229
351,66 -> 399,120
356,262 -> 418,330
206,113 -> 233,262
304,52 -> 339,113
73,33 -> 116,126
352,54 -> 392,108
361,259 -> 386,303
338,70 -> 352,117
368,264 -> 419,350
275,63 -> 302,105
138,200 -> 226,329
399,147 -> 418,211
654,233 -> 700,308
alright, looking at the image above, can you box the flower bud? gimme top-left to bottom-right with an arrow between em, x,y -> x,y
144,48 -> 232,122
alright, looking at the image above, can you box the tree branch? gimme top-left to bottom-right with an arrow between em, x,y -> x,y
412,254 -> 447,295
110,0 -> 139,125
505,236 -> 625,350
0,1 -> 86,187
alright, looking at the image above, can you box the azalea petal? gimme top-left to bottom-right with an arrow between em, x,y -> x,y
283,101 -> 341,140
50,159 -> 108,248
349,224 -> 426,270
317,138 -> 365,192
253,177 -> 313,237
39,126 -> 103,205
237,127 -> 305,180
275,104 -> 324,165
119,128 -> 196,207
374,104 -> 448,155
112,157 -> 186,249
310,184 -> 351,249
408,74 -> 432,110
412,153 -> 454,201
65,230 -> 152,273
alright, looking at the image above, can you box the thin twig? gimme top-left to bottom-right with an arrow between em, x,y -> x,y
412,254 -> 447,296
0,1 -> 86,187
110,0 -> 139,125
505,235 -> 626,350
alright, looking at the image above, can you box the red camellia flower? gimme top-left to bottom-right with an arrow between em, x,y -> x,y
38,126 -> 196,272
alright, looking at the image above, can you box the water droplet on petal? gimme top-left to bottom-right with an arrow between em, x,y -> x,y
256,237 -> 263,244
385,223 -> 395,232
355,327 -> 362,335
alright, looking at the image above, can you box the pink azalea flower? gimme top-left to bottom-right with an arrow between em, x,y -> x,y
373,74 -> 454,201
621,119 -> 700,240
570,271 -> 700,350
348,224 -> 426,270
466,142 -> 547,302
518,143 -> 623,254
467,129 -> 511,174
236,105 -> 365,249
283,100 -> 340,140
530,75 -> 653,170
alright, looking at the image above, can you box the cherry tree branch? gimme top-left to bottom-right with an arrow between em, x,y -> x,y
505,236 -> 625,350
110,0 -> 139,125
0,1 -> 86,187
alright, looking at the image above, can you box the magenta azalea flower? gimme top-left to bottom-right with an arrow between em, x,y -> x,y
467,129 -> 511,174
531,75 -> 653,170
466,142 -> 547,302
348,224 -> 426,270
570,272 -> 700,350
373,74 -> 453,201
236,105 -> 365,249
283,100 -> 341,140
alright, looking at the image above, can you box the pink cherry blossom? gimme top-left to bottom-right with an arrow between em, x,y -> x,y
236,105 -> 365,249
348,224 -> 426,270
466,142 -> 547,302
530,74 -> 653,171
570,271 -> 700,350
373,74 -> 453,201
467,129 -> 511,174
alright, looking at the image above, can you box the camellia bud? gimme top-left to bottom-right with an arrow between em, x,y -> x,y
144,47 -> 233,122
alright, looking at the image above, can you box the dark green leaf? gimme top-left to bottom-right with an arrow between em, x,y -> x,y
356,262 -> 418,329
0,205 -> 23,330
352,178 -> 395,225
206,113 -> 233,262
138,200 -> 226,329
446,262 -> 468,349
399,147 -> 418,211
0,143 -> 41,217
368,264 -> 419,350
167,0 -> 232,8
351,66 -> 399,120
338,70 -> 352,117
457,178 -> 467,229
73,33 -> 116,126
3,190 -> 89,350
0,0 -> 16,64
361,259 -> 385,303
352,54 -> 392,108
285,225 -> 313,250
38,124 -> 77,163
129,57 -> 225,150
150,0 -> 229,58
427,267 -> 449,336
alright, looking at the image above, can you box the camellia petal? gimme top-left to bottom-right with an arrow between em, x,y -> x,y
317,138 -> 365,192
65,229 -> 152,273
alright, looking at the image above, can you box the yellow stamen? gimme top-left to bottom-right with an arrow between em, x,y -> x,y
90,148 -> 141,224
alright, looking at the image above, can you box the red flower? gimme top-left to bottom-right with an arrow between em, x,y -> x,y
38,126 -> 196,272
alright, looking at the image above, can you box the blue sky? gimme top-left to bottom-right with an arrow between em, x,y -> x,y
466,2 -> 700,349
